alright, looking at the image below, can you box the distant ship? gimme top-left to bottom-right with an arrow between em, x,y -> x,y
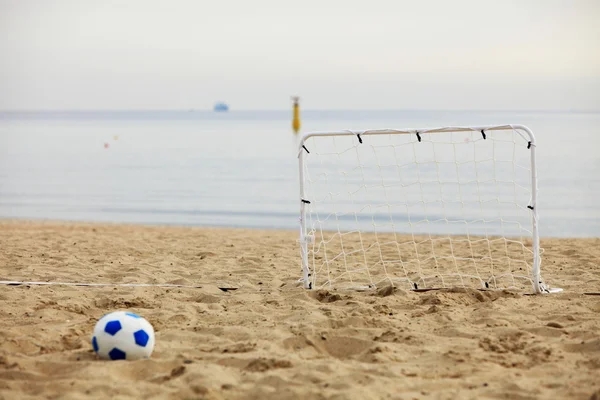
213,102 -> 229,112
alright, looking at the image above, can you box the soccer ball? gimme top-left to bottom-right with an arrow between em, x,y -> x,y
92,311 -> 155,360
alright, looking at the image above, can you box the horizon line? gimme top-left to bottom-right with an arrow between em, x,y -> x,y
1,108 -> 599,113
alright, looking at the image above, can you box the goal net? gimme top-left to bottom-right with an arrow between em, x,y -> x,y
298,125 -> 550,294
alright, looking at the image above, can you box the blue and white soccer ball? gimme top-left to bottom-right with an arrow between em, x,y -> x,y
92,311 -> 155,360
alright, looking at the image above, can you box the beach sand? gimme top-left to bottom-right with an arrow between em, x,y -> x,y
0,220 -> 599,399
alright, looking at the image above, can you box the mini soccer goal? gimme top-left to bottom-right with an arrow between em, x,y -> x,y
298,125 -> 553,294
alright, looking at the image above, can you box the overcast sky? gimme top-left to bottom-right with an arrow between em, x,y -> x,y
1,0 -> 599,111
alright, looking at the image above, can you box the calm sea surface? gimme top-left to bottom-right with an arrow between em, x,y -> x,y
0,110 -> 598,237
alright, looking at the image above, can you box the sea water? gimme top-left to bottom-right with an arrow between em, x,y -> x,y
0,110 -> 598,237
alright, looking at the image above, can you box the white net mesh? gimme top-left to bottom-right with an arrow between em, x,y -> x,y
299,126 -> 543,292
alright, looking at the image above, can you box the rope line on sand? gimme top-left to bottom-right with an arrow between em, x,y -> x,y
0,280 -> 573,294
0,280 -> 238,291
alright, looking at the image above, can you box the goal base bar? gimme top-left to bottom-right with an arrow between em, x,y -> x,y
304,282 -> 564,295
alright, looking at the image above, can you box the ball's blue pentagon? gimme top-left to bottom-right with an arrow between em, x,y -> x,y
125,312 -> 142,319
104,320 -> 122,336
92,336 -> 99,352
109,348 -> 126,360
133,329 -> 150,347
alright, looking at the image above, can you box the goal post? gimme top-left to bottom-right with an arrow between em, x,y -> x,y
298,125 -> 551,294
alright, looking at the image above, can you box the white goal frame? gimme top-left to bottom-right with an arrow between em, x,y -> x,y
298,124 -> 549,294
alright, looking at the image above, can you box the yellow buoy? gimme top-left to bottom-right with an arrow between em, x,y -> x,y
292,96 -> 301,133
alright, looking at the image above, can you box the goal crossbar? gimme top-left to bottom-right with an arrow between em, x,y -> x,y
298,124 -> 548,294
